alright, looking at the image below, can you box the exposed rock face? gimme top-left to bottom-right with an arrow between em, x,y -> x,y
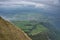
0,17 -> 32,40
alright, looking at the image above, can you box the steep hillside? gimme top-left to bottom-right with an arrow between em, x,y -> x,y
0,17 -> 32,40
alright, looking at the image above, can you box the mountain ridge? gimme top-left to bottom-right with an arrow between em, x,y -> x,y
0,16 -> 32,40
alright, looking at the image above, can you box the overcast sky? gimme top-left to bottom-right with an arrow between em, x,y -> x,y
0,0 -> 60,8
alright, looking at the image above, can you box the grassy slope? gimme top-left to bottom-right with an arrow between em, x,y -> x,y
0,17 -> 32,40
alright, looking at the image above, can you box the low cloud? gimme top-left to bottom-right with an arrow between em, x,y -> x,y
0,0 -> 60,8
0,0 -> 60,12
0,1 -> 46,8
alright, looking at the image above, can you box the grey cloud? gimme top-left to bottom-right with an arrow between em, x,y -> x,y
0,0 -> 9,2
30,0 -> 60,7
0,0 -> 60,10
0,0 -> 60,6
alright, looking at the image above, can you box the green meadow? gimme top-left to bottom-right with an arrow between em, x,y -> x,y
11,21 -> 48,36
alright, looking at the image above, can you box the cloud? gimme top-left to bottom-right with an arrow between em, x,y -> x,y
0,0 -> 60,11
0,0 -> 60,8
0,1 -> 46,8
0,0 -> 60,5
0,0 -> 8,2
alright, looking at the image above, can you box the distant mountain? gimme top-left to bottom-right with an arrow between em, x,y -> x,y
0,16 -> 32,40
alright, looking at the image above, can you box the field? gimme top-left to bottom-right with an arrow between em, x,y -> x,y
11,21 -> 48,36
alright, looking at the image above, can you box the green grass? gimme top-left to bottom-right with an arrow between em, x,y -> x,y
30,25 -> 48,35
12,21 -> 33,29
11,20 -> 60,40
11,21 -> 48,36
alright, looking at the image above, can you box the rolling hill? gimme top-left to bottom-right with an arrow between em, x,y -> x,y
11,20 -> 56,40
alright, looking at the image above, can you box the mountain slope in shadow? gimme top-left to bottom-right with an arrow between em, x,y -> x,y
0,17 -> 32,40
